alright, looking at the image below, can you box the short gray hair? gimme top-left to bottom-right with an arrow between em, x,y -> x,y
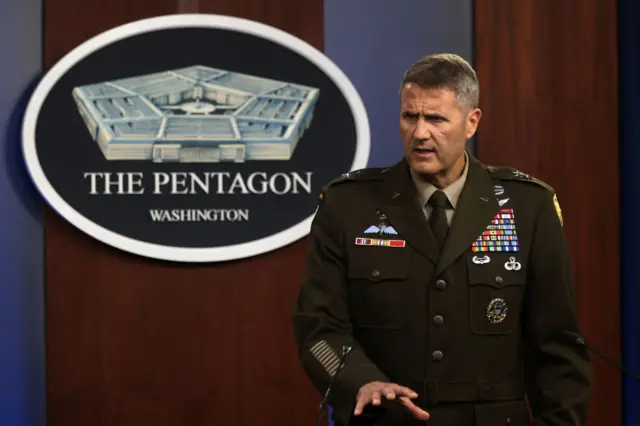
400,53 -> 479,112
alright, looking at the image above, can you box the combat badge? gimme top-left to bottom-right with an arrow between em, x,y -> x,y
504,256 -> 521,271
472,255 -> 490,264
553,193 -> 563,226
487,298 -> 508,324
356,215 -> 406,248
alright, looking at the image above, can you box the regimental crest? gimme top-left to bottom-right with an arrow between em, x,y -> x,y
487,298 -> 508,323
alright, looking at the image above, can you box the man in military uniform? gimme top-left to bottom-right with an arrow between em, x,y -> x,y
292,53 -> 591,426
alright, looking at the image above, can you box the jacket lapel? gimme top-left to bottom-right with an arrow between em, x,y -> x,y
435,154 -> 499,276
377,159 -> 440,265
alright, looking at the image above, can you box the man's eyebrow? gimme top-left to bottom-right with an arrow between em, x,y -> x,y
402,111 -> 449,121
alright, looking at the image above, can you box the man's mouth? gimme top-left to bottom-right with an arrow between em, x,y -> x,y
413,146 -> 436,153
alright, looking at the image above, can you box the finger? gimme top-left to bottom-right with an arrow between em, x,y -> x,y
399,397 -> 430,421
390,384 -> 419,399
371,391 -> 382,406
353,393 -> 370,415
380,386 -> 396,400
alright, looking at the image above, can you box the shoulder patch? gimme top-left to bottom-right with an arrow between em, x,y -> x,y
553,193 -> 563,226
486,165 -> 555,193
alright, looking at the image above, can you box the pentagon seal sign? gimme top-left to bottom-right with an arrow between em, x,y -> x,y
22,14 -> 370,263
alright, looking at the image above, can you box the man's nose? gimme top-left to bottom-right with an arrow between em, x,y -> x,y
413,119 -> 431,140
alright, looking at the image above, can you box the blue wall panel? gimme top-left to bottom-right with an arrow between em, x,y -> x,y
324,0 -> 474,168
620,0 -> 640,423
0,1 -> 45,425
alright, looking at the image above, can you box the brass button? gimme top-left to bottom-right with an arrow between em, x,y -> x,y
372,270 -> 380,277
435,279 -> 447,290
433,315 -> 444,326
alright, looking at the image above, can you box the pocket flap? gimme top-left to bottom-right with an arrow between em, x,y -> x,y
348,249 -> 409,282
467,254 -> 525,288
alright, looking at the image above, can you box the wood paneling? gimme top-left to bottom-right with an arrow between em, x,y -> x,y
43,1 -> 323,425
474,1 -> 620,425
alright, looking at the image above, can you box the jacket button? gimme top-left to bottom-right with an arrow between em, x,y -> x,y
432,315 -> 444,326
371,270 -> 380,277
432,350 -> 443,361
495,276 -> 503,284
505,418 -> 512,425
435,279 -> 447,290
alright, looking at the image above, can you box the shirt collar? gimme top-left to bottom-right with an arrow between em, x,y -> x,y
410,151 -> 469,208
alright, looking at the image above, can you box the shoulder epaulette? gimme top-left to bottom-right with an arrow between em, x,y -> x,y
486,165 -> 563,226
485,165 -> 555,193
318,167 -> 388,201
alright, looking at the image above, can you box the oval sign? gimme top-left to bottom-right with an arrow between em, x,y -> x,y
22,14 -> 370,263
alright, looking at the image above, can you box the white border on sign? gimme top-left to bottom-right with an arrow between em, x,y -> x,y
22,14 -> 371,263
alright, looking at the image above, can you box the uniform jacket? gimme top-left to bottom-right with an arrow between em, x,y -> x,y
292,153 -> 591,426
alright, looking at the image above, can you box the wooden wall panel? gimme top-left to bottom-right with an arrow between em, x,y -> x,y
474,1 -> 620,425
43,1 -> 322,425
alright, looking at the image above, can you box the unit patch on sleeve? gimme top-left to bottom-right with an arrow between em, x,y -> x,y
553,193 -> 563,226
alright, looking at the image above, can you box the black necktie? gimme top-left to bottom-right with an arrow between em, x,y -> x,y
427,190 -> 449,250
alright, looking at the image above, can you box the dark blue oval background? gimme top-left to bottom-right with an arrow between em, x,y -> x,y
34,27 -> 359,248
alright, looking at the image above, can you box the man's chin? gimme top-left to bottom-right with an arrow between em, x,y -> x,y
407,157 -> 441,176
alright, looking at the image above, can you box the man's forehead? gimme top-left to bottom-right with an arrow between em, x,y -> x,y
402,83 -> 455,99
401,85 -> 457,110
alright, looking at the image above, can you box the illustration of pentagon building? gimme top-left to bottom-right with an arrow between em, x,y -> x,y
71,66 -> 320,162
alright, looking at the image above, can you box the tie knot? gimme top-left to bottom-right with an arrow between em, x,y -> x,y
428,190 -> 449,208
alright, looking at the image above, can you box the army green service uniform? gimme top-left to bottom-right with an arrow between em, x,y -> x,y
292,152 -> 591,426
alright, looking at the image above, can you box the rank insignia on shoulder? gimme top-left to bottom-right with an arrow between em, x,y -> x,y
512,170 -> 530,179
320,167 -> 385,194
487,166 -> 556,193
553,193 -> 563,226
